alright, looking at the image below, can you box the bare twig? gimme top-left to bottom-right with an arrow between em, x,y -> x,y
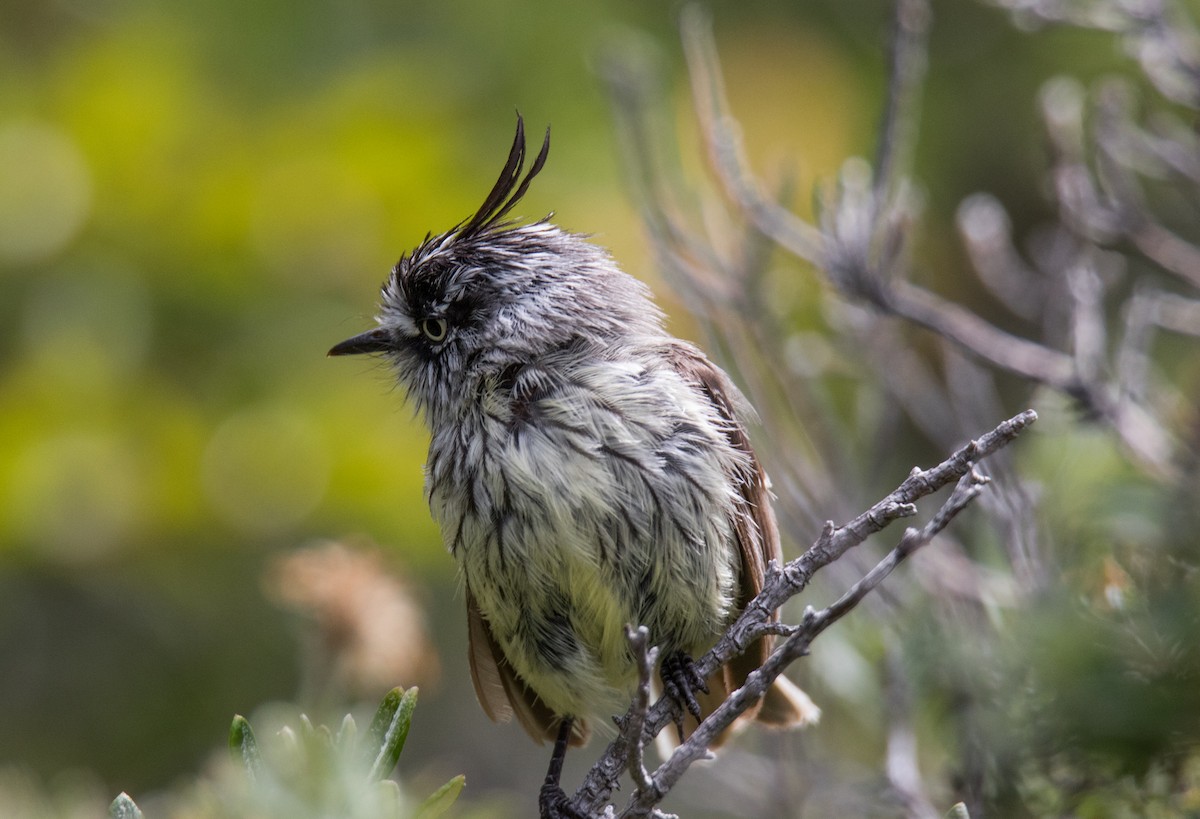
681,6 -> 824,265
584,0 -> 1200,813
621,626 -> 658,797
1117,286 -> 1200,415
1091,79 -> 1200,291
1129,222 -> 1200,291
681,5 -> 1101,406
873,0 -> 931,212
956,194 -> 1047,320
988,0 -> 1200,107
884,280 -> 1077,389
616,468 -> 993,817
570,411 -> 1037,816
676,0 -> 1195,479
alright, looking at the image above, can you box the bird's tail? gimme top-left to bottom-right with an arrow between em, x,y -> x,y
757,673 -> 821,727
654,671 -> 819,759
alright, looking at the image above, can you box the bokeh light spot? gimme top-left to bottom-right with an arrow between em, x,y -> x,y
20,262 -> 153,384
0,120 -> 92,265
201,406 -> 329,536
7,432 -> 141,560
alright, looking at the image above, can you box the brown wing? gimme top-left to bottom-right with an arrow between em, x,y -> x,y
667,343 -> 817,736
667,344 -> 778,648
465,586 -> 590,746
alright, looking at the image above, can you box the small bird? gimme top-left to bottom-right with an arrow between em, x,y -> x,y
330,116 -> 817,817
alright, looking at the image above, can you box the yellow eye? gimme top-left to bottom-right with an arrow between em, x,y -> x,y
419,317 -> 448,342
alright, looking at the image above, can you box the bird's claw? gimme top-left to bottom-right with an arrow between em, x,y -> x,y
539,783 -> 589,819
661,651 -> 708,741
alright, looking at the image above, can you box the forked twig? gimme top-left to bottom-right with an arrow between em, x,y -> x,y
571,411 -> 1037,817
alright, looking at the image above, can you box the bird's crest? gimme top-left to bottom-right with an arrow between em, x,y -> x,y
458,114 -> 551,239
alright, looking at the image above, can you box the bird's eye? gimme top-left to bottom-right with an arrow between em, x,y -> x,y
419,317 -> 448,342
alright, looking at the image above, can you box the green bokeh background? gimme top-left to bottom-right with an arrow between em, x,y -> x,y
0,0 -> 1176,814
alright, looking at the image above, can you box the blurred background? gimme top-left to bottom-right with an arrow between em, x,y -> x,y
3,0 -> 1199,816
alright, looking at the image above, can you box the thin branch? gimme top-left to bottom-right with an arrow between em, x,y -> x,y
873,0 -> 931,211
1066,256 -> 1108,386
571,411 -> 1037,816
885,280 -> 1077,389
1091,79 -> 1200,292
680,0 -> 1197,481
680,5 -> 824,265
1129,221 -> 1200,291
956,193 -> 1047,321
723,410 -> 1036,670
992,0 -> 1200,107
618,468 -> 993,817
681,2 -> 1101,403
621,626 -> 658,797
1117,287 -> 1200,421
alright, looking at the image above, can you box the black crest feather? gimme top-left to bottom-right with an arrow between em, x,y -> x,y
460,114 -> 551,238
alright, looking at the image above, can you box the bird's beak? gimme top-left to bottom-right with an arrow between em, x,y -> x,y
327,327 -> 392,357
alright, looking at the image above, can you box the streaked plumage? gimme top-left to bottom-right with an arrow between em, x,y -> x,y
330,117 -> 817,750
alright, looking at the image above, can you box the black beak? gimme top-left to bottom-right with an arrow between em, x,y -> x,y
328,327 -> 392,357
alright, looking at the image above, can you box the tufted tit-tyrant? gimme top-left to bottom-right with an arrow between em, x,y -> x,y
330,116 -> 818,818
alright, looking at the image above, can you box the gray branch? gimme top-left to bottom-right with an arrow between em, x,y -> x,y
570,411 -> 1037,817
680,1 -> 1195,476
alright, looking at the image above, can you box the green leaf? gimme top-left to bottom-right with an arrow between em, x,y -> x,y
377,778 -> 404,809
945,803 -> 970,819
109,792 -> 143,819
364,686 -> 418,781
277,725 -> 298,748
229,714 -> 263,779
414,775 -> 465,819
336,712 -> 357,749
300,714 -> 333,751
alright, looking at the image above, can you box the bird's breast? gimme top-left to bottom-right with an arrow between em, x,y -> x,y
422,363 -> 743,713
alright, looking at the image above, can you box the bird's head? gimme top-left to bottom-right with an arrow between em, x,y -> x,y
330,116 -> 663,424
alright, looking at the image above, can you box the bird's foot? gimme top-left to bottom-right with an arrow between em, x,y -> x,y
539,718 -> 588,819
538,782 -> 589,819
661,650 -> 708,741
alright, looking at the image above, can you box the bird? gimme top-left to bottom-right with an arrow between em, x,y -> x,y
329,115 -> 818,818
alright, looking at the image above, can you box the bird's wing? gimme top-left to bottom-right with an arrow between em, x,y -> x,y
466,586 -> 590,746
667,343 -> 778,643
667,343 -> 817,734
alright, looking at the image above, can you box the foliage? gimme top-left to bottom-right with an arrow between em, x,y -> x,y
109,687 -> 464,819
593,0 -> 1200,814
